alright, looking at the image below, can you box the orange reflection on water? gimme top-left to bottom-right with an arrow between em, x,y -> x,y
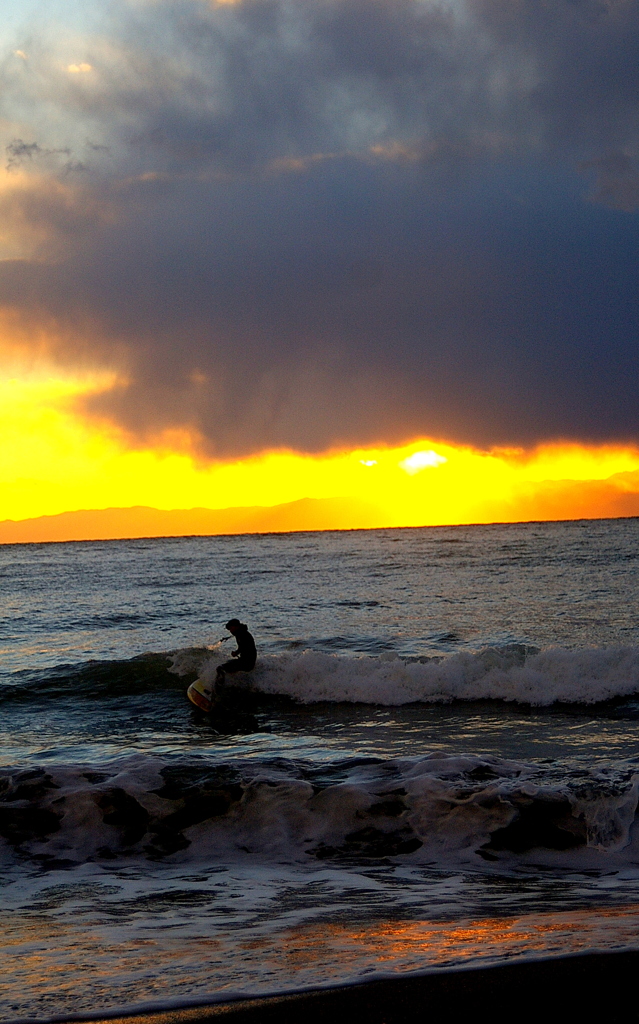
3,903 -> 639,1020
243,906 -> 639,975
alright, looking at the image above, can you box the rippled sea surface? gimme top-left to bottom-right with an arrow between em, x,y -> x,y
2,518 -> 639,1021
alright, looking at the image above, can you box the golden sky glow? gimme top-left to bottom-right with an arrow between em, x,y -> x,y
2,370 -> 639,542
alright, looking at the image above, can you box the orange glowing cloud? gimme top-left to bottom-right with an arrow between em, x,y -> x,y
1,370 -> 639,543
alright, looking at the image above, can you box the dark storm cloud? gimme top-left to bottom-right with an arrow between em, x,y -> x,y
582,152 -> 639,210
1,0 -> 639,455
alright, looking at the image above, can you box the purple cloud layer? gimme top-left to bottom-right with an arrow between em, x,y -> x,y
1,0 -> 638,455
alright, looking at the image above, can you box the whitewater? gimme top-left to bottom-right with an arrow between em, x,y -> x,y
2,518 -> 639,1021
172,642 -> 639,706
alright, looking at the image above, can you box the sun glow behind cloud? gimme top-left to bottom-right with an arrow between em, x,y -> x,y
2,371 -> 639,540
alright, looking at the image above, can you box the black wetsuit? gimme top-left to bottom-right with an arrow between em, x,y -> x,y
218,626 -> 257,677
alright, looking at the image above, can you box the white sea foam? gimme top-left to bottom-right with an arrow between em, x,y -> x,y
170,644 -> 639,706
3,751 -> 637,869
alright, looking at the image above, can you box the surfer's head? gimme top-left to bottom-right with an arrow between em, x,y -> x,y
225,618 -> 243,633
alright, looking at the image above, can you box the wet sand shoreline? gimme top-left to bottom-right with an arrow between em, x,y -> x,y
18,950 -> 639,1024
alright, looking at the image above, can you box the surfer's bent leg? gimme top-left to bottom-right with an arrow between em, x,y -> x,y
215,659 -> 250,690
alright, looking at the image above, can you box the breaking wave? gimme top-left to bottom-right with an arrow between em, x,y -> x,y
173,643 -> 639,707
4,643 -> 639,708
2,752 -> 638,870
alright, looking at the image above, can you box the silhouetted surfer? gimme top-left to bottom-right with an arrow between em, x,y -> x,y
216,618 -> 257,689
185,619 -> 259,734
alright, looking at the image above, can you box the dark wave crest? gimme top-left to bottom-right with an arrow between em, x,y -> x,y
0,653 -> 186,704
1,752 -> 638,870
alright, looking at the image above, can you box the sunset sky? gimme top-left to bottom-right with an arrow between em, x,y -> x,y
1,0 -> 639,540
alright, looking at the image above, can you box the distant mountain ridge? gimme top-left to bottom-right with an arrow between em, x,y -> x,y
2,470 -> 639,544
0,497 -> 385,544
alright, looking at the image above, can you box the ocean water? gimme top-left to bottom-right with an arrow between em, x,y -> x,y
2,518 -> 639,1020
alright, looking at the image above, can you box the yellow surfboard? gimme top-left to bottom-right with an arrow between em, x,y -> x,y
187,678 -> 215,712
